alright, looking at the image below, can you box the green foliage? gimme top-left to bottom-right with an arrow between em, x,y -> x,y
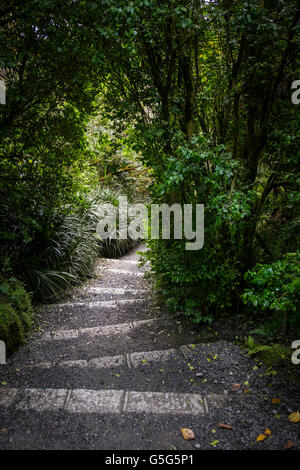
259,345 -> 293,368
146,235 -> 241,324
17,210 -> 99,300
144,141 -> 245,322
89,188 -> 139,258
99,237 -> 138,259
1,0 -> 299,339
0,276 -> 33,354
0,0 -> 105,297
245,336 -> 292,367
86,109 -> 151,201
0,0 -> 100,214
92,0 -> 299,329
245,336 -> 274,356
242,253 -> 300,333
2,186 -> 140,301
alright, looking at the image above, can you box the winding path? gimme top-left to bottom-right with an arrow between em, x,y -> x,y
0,246 -> 299,449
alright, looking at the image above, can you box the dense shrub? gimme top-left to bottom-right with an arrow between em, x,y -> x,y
242,253 -> 300,334
143,141 -> 246,323
0,276 -> 33,354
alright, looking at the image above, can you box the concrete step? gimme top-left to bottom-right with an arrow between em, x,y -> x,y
36,298 -> 159,331
0,387 -> 245,450
0,391 -> 288,450
0,387 -> 220,415
2,342 -> 267,395
0,345 -> 201,393
8,317 -> 204,364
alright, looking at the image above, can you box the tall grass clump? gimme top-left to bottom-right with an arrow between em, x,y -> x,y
1,188 -> 139,301
88,188 -> 139,258
16,209 -> 99,300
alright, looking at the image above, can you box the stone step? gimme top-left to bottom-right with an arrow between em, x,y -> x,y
0,390 -> 284,450
0,392 -> 261,450
106,268 -> 144,276
108,259 -> 140,264
107,259 -> 149,266
39,298 -> 158,331
3,342 -> 265,396
47,298 -> 149,311
92,273 -> 149,290
40,318 -> 157,342
1,345 -> 205,393
1,245 -> 295,451
0,387 -> 230,416
83,287 -> 149,295
10,317 -> 202,364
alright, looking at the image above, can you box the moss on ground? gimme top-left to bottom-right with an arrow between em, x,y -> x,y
258,344 -> 293,368
0,276 -> 33,355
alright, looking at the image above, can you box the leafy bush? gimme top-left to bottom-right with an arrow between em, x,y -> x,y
145,238 -> 240,324
143,141 -> 245,323
242,253 -> 300,334
0,276 -> 33,354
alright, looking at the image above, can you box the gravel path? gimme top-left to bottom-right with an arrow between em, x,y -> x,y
0,245 -> 299,450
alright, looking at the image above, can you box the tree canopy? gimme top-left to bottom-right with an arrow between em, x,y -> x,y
1,0 -> 299,338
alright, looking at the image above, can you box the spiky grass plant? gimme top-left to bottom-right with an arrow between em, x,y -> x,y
88,188 -> 139,258
18,210 -> 99,300
2,188 -> 139,301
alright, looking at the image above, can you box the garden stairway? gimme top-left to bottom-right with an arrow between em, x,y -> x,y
0,246 -> 299,450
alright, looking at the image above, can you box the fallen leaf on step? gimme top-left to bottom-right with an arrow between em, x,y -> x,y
256,433 -> 268,442
288,411 -> 300,423
218,423 -> 232,430
283,440 -> 294,450
210,440 -> 219,447
1,382 -> 7,386
232,384 -> 240,392
181,428 -> 195,440
264,428 -> 272,436
272,398 -> 281,405
1,428 -> 7,433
